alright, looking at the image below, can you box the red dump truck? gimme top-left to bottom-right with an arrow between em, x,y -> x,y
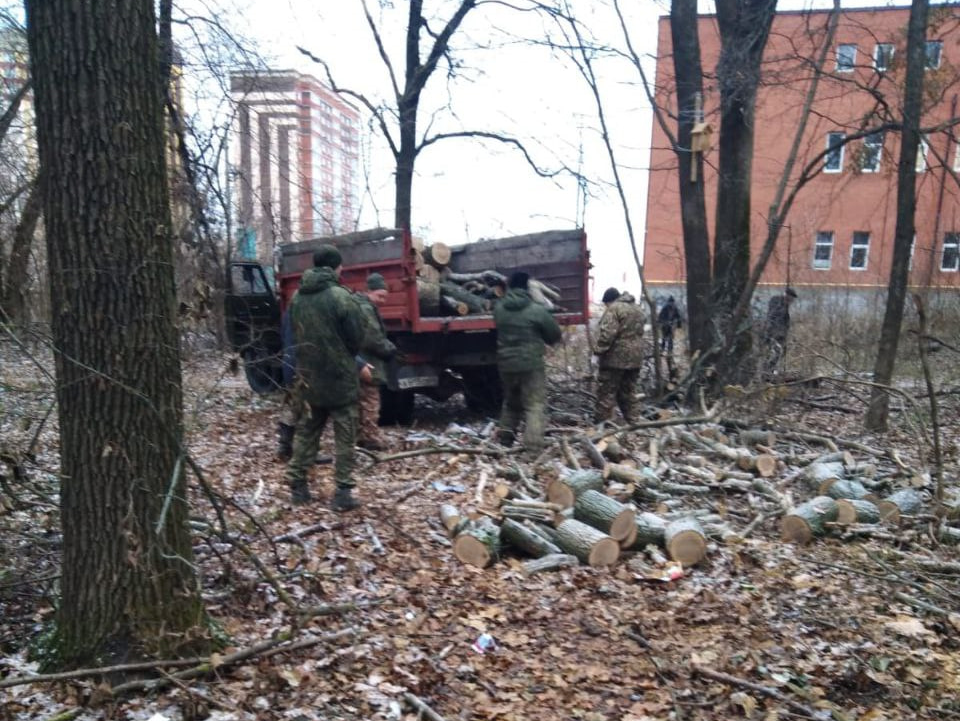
225,227 -> 590,423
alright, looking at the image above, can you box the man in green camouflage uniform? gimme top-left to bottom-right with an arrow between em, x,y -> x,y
286,245 -> 366,511
493,271 -> 562,457
594,287 -> 645,424
356,272 -> 396,450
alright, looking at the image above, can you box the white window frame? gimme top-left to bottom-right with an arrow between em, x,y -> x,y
861,132 -> 883,172
926,40 -> 942,70
953,142 -> 960,172
874,43 -> 894,71
909,235 -> 915,270
836,44 -> 857,72
942,232 -> 960,271
916,135 -> 929,172
825,132 -> 845,172
813,231 -> 834,270
850,231 -> 870,270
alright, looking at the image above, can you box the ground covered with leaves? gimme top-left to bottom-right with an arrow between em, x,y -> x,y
2,338 -> 959,721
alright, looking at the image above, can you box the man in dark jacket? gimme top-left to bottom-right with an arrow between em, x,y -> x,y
286,245 -> 366,511
657,296 -> 682,354
493,272 -> 562,457
762,287 -> 797,375
356,272 -> 396,450
594,287 -> 645,424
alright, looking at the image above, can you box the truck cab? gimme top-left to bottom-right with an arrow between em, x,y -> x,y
225,227 -> 590,423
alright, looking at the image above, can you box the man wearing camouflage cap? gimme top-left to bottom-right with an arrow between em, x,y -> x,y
355,272 -> 397,450
286,245 -> 366,511
594,287 -> 645,425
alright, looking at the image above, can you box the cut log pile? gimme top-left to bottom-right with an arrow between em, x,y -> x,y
437,416 -> 960,575
411,237 -> 564,317
441,466 -> 710,575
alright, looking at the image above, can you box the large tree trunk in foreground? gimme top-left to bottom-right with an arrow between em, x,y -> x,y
865,0 -> 929,430
26,0 -> 205,668
670,0 -> 713,356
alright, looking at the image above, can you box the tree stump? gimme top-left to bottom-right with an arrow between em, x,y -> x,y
664,517 -> 707,566
573,489 -> 636,541
547,469 -> 605,509
781,496 -> 839,544
835,499 -> 881,525
877,488 -> 924,523
553,519 -> 620,567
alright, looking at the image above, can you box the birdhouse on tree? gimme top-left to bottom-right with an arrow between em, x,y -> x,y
691,122 -> 713,153
690,122 -> 713,182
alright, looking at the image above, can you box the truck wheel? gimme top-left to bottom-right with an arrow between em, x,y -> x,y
462,367 -> 503,416
379,387 -> 415,426
242,347 -> 283,394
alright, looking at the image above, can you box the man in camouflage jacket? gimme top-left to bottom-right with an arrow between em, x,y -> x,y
355,272 -> 396,450
286,245 -> 366,511
493,272 -> 562,457
594,287 -> 645,424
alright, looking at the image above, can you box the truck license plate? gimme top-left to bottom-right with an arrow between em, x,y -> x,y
397,374 -> 438,389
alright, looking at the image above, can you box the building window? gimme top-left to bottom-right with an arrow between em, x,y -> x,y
926,40 -> 942,69
916,135 -> 929,172
836,44 -> 857,72
860,132 -> 883,172
825,132 -> 845,172
943,232 -> 960,271
850,231 -> 870,270
813,231 -> 834,270
953,142 -> 960,171
874,43 -> 894,71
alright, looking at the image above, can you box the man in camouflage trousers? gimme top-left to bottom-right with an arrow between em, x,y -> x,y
356,272 -> 396,451
594,287 -> 645,425
493,271 -> 562,458
286,245 -> 366,511
762,287 -> 797,377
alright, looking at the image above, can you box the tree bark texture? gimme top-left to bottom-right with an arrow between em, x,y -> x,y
1,179 -> 43,323
712,0 -> 776,374
865,0 -> 930,430
669,0 -> 713,356
26,0 -> 204,668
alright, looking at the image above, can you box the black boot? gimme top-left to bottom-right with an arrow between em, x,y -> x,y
290,479 -> 311,505
331,486 -> 360,512
277,423 -> 295,462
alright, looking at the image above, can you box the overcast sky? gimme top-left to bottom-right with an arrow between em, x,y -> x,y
177,0 -> 911,298
177,0 -> 662,296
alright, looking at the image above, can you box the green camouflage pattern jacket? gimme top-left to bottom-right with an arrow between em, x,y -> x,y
493,288 -> 562,373
595,292 -> 645,369
356,294 -> 396,384
290,266 -> 365,408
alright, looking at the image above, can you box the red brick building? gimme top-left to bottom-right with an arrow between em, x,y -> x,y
644,6 -> 960,299
230,71 -> 360,265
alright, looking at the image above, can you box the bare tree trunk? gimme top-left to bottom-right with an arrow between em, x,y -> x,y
1,179 -> 42,323
711,0 -> 776,376
865,0 -> 929,430
669,0 -> 713,356
26,0 -> 205,668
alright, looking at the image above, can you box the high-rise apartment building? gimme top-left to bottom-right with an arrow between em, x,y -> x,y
644,6 -> 960,299
230,70 -> 360,265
